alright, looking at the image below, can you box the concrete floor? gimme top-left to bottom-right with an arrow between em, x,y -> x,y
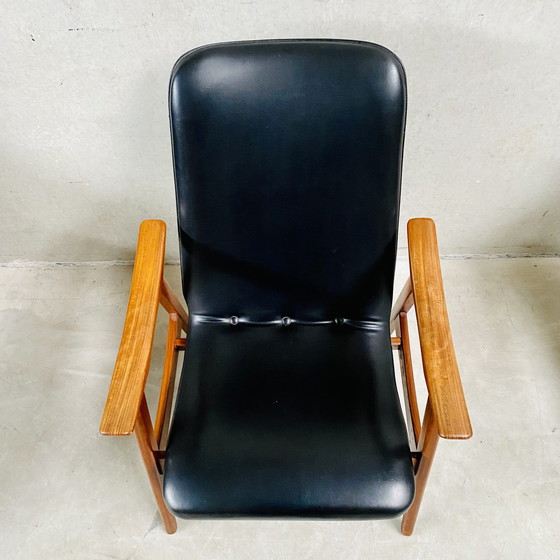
1,257 -> 559,559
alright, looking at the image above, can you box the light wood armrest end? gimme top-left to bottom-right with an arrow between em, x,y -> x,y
100,220 -> 167,436
408,218 -> 473,440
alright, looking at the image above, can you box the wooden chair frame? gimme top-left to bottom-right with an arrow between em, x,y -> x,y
100,220 -> 188,534
391,218 -> 472,535
100,217 -> 472,536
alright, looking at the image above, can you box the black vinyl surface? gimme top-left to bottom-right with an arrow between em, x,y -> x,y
164,39 -> 414,518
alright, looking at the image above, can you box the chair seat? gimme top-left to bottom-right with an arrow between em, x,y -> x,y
163,317 -> 414,518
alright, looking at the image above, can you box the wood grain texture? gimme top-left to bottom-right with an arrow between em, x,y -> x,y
397,312 -> 421,446
408,218 -> 472,439
154,313 -> 182,449
135,395 -> 177,534
174,338 -> 186,350
100,220 -> 166,436
401,398 -> 439,536
390,277 -> 413,332
161,277 -> 189,325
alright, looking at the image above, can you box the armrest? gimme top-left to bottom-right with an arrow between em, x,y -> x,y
408,218 -> 472,440
100,220 -> 166,436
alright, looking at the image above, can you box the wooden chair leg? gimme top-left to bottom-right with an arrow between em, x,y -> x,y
135,394 -> 177,534
401,399 -> 439,536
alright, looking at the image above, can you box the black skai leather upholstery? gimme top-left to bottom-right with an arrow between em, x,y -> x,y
164,39 -> 414,518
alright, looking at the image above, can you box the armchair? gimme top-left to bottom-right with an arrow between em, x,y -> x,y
100,39 -> 472,536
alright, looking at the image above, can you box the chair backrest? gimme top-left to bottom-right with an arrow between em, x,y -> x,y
169,39 -> 406,323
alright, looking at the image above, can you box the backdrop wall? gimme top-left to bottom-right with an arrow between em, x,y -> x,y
2,1 -> 559,262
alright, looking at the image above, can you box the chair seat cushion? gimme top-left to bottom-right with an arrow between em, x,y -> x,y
163,317 -> 414,518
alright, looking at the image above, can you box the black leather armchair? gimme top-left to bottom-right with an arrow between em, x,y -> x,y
100,39 -> 472,536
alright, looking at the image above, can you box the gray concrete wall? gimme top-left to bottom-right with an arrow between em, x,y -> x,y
2,1 -> 559,262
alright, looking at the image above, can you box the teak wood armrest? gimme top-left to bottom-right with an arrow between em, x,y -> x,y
99,219 -> 188,534
407,218 -> 472,440
392,218 -> 472,535
100,220 -> 187,436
